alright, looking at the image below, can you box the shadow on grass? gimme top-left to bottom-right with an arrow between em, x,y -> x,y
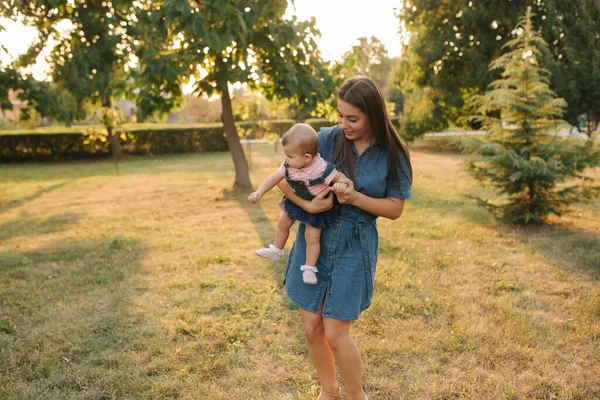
513,225 -> 600,277
0,152 -> 231,182
410,187 -> 493,225
409,137 -> 465,155
0,236 -> 157,398
222,187 -> 277,249
221,187 -> 289,284
0,181 -> 70,215
0,211 -> 82,242
411,186 -> 600,278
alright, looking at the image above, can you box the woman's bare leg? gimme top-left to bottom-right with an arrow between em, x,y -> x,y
299,304 -> 338,399
323,318 -> 365,400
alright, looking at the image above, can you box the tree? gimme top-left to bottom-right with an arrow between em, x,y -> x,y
179,94 -> 222,123
266,96 -> 310,121
543,0 -> 600,138
387,88 -> 405,116
0,21 -> 19,112
18,79 -> 83,124
398,0 -> 600,138
339,36 -> 395,95
135,0 -> 336,188
462,8 -> 600,224
2,0 -> 139,159
230,87 -> 268,122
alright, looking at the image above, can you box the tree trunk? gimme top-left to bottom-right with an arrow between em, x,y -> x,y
219,78 -> 252,188
102,99 -> 121,160
107,126 -> 122,160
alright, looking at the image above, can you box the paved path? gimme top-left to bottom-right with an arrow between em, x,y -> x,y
241,127 -> 597,144
426,127 -> 597,141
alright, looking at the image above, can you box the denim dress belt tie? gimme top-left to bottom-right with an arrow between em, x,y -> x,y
340,214 -> 376,300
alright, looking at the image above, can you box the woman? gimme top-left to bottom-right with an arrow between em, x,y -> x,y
278,76 -> 413,400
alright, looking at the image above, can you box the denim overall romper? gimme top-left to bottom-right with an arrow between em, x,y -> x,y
280,160 -> 339,230
284,160 -> 336,201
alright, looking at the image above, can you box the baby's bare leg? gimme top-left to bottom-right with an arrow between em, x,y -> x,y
304,225 -> 322,267
274,212 -> 295,250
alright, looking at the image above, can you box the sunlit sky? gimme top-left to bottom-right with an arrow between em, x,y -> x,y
0,0 -> 403,81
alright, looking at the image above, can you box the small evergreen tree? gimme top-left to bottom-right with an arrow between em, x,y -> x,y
462,7 -> 600,224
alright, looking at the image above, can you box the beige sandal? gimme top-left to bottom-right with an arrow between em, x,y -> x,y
318,383 -> 341,400
347,389 -> 368,400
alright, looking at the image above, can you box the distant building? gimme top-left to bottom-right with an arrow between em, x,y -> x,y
114,98 -> 137,118
167,111 -> 181,123
0,89 -> 28,123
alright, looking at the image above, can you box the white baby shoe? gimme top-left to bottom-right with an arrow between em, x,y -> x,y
255,244 -> 284,261
300,265 -> 318,285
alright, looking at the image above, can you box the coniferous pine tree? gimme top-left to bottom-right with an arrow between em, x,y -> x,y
463,7 -> 600,224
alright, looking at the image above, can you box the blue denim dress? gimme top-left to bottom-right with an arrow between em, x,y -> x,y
284,126 -> 412,320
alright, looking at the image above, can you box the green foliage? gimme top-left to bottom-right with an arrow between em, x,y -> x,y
0,68 -> 18,112
543,0 -> 600,137
265,95 -> 325,121
393,50 -> 450,138
179,94 -> 222,123
387,88 -> 405,116
2,0 -> 140,158
236,119 -> 292,142
462,9 -> 600,224
231,89 -> 268,121
133,0 -> 337,187
135,0 -> 336,117
304,118 -> 333,132
0,125 -> 226,161
402,87 -> 446,141
97,107 -> 128,137
82,107 -> 133,152
398,0 -> 600,138
0,120 -> 304,161
338,36 -> 395,95
19,79 -> 84,125
0,21 -> 18,110
104,234 -> 131,250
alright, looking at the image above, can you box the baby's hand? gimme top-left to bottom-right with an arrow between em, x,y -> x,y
332,182 -> 350,195
248,192 -> 262,203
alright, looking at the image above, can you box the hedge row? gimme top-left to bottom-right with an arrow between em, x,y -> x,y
0,117 -> 401,161
0,120 -> 295,161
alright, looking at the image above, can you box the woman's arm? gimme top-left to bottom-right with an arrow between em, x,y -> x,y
276,180 -> 334,213
334,178 -> 405,220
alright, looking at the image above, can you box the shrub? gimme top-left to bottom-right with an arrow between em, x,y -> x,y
0,118 -> 404,162
0,120 -> 297,161
461,8 -> 600,224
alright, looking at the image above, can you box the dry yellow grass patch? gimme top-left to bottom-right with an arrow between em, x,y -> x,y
0,142 -> 598,399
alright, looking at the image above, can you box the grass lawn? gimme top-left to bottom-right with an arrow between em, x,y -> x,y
1,142 -> 599,399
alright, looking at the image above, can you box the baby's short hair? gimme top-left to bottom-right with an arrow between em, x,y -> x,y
281,123 -> 318,156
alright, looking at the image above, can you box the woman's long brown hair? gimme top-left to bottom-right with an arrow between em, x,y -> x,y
334,76 -> 413,190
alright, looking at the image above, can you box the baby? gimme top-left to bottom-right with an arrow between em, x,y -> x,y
248,123 -> 348,284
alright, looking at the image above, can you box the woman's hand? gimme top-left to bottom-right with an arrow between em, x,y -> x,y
307,187 -> 334,213
332,177 -> 358,205
277,180 -> 333,213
